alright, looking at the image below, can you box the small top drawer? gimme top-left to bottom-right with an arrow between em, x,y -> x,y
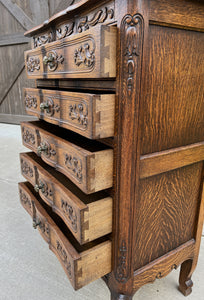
24,88 -> 115,139
24,25 -> 116,79
21,121 -> 113,194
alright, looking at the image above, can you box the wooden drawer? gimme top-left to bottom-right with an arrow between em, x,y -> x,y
20,152 -> 112,244
24,25 -> 116,79
24,88 -> 115,139
18,182 -> 112,290
21,121 -> 113,194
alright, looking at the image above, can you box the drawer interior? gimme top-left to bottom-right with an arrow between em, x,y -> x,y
24,151 -> 111,204
29,120 -> 112,151
23,181 -> 111,253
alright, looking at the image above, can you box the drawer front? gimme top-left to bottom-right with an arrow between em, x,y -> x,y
20,152 -> 112,244
24,88 -> 115,139
25,25 -> 116,79
18,182 -> 112,290
21,121 -> 113,194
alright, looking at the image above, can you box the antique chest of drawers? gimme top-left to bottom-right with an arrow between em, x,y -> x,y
19,0 -> 204,299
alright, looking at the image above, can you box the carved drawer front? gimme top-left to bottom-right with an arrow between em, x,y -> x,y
21,121 -> 113,194
18,182 -> 112,290
25,25 -> 116,79
20,152 -> 113,244
18,182 -> 34,215
24,88 -> 115,139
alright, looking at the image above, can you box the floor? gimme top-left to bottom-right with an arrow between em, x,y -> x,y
0,123 -> 203,300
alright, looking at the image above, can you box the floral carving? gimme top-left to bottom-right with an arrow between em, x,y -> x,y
116,240 -> 128,283
61,199 -> 77,233
22,127 -> 35,145
74,43 -> 95,68
78,7 -> 114,32
123,14 -> 143,96
56,240 -> 72,278
69,103 -> 88,128
27,56 -> 40,72
19,189 -> 32,209
25,95 -> 37,109
33,32 -> 53,48
64,154 -> 82,183
21,159 -> 34,178
56,22 -> 75,40
37,218 -> 50,241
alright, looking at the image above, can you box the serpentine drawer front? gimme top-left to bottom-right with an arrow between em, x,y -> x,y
20,152 -> 113,244
24,25 -> 116,79
21,121 -> 113,194
18,182 -> 112,290
24,88 -> 115,139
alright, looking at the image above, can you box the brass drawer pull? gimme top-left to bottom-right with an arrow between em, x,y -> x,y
40,101 -> 50,111
33,219 -> 41,229
43,50 -> 64,71
34,182 -> 45,193
37,143 -> 48,155
43,53 -> 55,66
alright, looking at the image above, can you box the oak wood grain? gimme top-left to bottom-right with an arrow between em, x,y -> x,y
20,121 -> 113,194
18,181 -> 112,290
24,25 -> 117,79
134,162 -> 203,270
140,142 -> 204,179
24,88 -> 115,139
20,151 -> 112,244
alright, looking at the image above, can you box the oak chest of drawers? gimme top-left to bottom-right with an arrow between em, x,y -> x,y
18,0 -> 204,299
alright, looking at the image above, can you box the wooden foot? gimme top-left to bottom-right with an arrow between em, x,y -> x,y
111,292 -> 132,300
178,260 -> 193,296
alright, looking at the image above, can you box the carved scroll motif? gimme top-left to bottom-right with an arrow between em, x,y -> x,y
37,218 -> 50,242
56,22 -> 75,40
116,240 -> 128,283
33,32 -> 53,48
56,240 -> 72,278
61,199 -> 77,233
123,14 -> 144,96
19,189 -> 32,209
25,95 -> 37,109
64,154 -> 82,183
21,159 -> 34,178
74,42 -> 95,68
115,14 -> 144,284
78,7 -> 114,32
22,127 -> 35,145
69,103 -> 88,129
27,56 -> 40,72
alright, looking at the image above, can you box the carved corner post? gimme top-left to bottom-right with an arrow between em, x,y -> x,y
105,0 -> 149,299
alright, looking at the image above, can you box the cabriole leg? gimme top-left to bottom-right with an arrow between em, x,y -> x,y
179,260 -> 194,296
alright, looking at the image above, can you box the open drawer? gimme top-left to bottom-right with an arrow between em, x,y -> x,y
18,182 -> 112,290
20,121 -> 113,194
20,152 -> 112,244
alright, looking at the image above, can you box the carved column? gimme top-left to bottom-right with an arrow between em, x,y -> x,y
106,0 -> 149,298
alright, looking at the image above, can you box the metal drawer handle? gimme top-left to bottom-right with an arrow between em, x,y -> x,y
43,50 -> 64,72
34,182 -> 45,193
43,53 -> 55,66
40,101 -> 50,111
33,219 -> 41,229
37,143 -> 48,155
